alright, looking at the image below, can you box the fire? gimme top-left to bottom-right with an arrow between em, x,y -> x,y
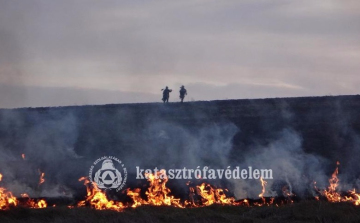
258,177 -> 267,198
255,177 -> 267,205
144,169 -> 182,207
126,188 -> 145,208
0,173 -> 47,209
214,188 -> 236,205
126,170 -> 237,208
243,199 -> 249,206
318,161 -> 360,206
282,185 -> 293,197
194,183 -> 236,206
0,189 -> 18,210
38,170 -> 45,186
100,170 -> 271,209
77,177 -> 125,212
195,183 -> 216,206
346,189 -> 360,206
3,160 -> 360,212
127,169 -> 183,208
21,194 -> 47,208
21,154 -> 25,160
0,173 -> 18,210
321,161 -> 341,202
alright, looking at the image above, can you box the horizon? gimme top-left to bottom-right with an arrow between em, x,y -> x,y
1,93 -> 359,110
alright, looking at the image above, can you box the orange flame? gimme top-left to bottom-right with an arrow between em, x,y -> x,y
255,177 -> 267,206
194,183 -> 236,206
37,200 -> 47,208
126,170 -> 238,208
126,188 -> 146,208
346,189 -> 360,206
127,169 -> 183,208
77,177 -> 125,212
0,173 -> 18,210
258,177 -> 267,198
6,161 -> 360,212
38,170 -> 45,186
21,154 -> 25,160
21,194 -> 47,208
322,161 -> 341,202
318,161 -> 360,205
0,173 -> 47,209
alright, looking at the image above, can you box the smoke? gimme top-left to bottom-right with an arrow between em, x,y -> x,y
1,97 -> 360,200
0,108 -> 82,197
132,121 -> 238,169
231,128 -> 327,199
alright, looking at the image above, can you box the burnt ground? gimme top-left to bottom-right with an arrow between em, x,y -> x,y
1,201 -> 360,223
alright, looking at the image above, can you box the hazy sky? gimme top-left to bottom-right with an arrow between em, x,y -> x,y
0,0 -> 359,108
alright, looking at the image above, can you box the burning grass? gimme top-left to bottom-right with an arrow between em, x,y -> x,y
1,201 -> 360,223
1,160 -> 360,221
0,173 -> 47,210
73,161 -> 360,211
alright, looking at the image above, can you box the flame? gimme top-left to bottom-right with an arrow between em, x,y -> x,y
0,173 -> 18,210
282,186 -> 293,197
38,170 -> 45,186
243,199 -> 249,206
37,200 -> 47,208
346,189 -> 360,206
195,183 -> 216,206
126,188 -> 146,208
258,177 -> 267,198
321,161 -> 341,202
20,194 -> 47,208
0,173 -> 46,209
249,177 -> 270,206
4,160 -> 360,212
0,189 -> 18,210
215,188 -> 236,205
112,170 -> 264,209
194,183 -> 236,206
127,169 -> 183,208
21,154 -> 25,160
126,170 -> 237,208
318,161 -> 360,206
77,177 -> 125,212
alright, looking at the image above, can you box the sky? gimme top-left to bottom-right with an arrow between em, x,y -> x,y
0,0 -> 359,108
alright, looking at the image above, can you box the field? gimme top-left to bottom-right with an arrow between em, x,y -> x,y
1,201 -> 360,223
2,95 -> 360,222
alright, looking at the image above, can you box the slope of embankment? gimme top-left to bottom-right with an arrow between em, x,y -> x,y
0,95 -> 360,198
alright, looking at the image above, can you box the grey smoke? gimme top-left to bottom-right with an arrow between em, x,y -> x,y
0,98 -> 358,201
231,128 -> 327,199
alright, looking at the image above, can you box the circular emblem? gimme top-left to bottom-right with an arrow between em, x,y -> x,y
89,156 -> 127,192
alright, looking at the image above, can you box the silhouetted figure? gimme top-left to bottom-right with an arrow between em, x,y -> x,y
161,86 -> 172,103
179,85 -> 187,103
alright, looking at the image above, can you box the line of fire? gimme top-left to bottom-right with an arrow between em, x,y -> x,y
0,155 -> 359,211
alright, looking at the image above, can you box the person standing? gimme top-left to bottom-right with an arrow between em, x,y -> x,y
161,86 -> 172,103
179,85 -> 187,103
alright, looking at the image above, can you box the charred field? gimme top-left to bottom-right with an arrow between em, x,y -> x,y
1,201 -> 360,223
1,95 -> 360,221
